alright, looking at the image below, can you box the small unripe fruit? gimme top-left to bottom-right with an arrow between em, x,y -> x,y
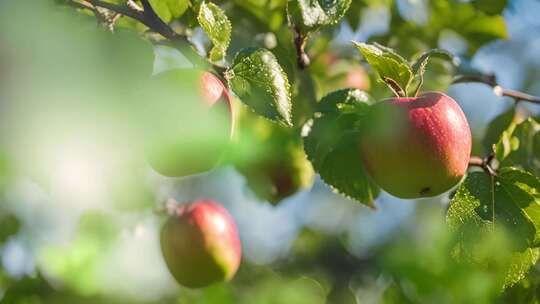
160,199 -> 242,288
238,146 -> 314,204
233,111 -> 314,204
360,92 -> 471,199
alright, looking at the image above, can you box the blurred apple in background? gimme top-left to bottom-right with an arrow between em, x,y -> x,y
237,143 -> 314,205
142,69 -> 234,177
229,109 -> 314,204
310,52 -> 370,97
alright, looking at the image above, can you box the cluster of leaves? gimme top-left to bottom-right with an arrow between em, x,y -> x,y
173,0 -> 539,295
302,43 -> 460,207
447,115 -> 540,288
48,3 -> 520,201
73,0 -> 514,209
303,88 -> 379,207
74,0 -> 538,290
364,0 -> 508,58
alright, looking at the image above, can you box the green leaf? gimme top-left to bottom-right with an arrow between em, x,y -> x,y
304,89 -> 379,207
448,168 -> 540,249
367,0 -> 507,57
344,0 -> 364,30
483,107 -> 516,154
288,0 -> 352,33
197,1 -> 232,62
229,0 -> 287,32
533,131 -> 540,161
472,0 -> 508,15
409,49 -> 457,96
0,213 -> 19,244
40,211 -> 120,295
447,168 -> 540,287
505,247 -> 540,288
495,118 -> 540,175
291,68 -> 319,127
0,151 -> 13,192
315,87 -> 371,113
353,42 -> 413,96
149,0 -> 190,22
462,14 -> 508,48
411,49 -> 457,77
227,48 -> 293,126
495,125 -> 518,163
372,42 -> 408,64
408,48 -> 456,95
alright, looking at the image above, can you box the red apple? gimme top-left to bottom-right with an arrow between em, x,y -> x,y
199,71 -> 232,109
197,71 -> 235,132
160,199 -> 242,288
360,92 -> 471,199
144,70 -> 234,177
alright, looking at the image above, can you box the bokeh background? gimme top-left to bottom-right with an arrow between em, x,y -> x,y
0,0 -> 539,303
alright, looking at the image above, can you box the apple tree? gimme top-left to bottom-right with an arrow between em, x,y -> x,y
0,0 -> 539,303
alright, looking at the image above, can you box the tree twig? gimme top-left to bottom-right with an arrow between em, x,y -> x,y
69,0 -> 207,69
468,155 -> 485,167
79,0 -> 143,22
66,0 -> 94,11
453,74 -> 540,104
293,27 -> 310,69
137,0 -> 179,40
82,0 -> 178,39
126,0 -> 143,12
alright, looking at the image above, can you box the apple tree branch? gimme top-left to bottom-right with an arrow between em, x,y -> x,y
67,0 -> 214,71
453,74 -> 540,105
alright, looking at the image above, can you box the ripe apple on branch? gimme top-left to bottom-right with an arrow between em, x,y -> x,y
352,44 -> 472,199
360,92 -> 471,198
